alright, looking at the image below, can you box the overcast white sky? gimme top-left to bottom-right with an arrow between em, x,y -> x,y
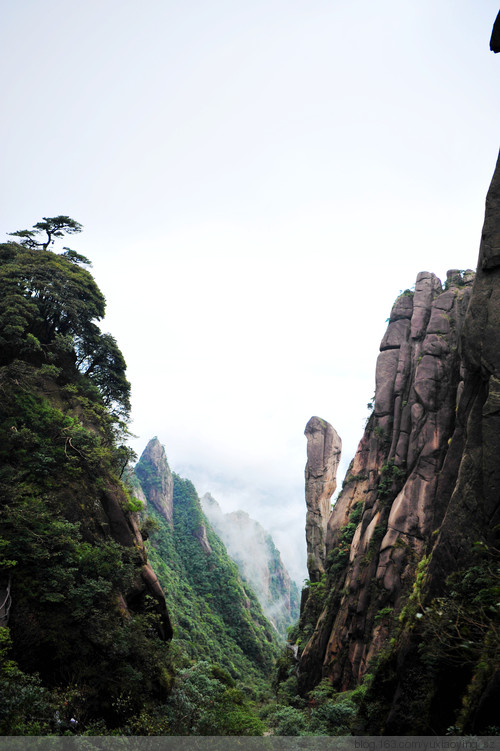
2,1 -> 500,584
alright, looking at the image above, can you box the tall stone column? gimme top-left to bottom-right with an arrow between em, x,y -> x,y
304,416 -> 342,582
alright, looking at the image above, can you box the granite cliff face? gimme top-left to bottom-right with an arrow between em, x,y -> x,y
296,270 -> 476,691
135,437 -> 174,524
201,492 -> 300,638
369,153 -> 500,734
304,417 -> 342,583
294,152 -> 500,733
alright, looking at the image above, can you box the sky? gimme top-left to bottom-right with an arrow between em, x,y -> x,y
1,1 -> 500,585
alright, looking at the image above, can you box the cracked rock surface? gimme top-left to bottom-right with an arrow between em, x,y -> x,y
304,416 -> 342,582
298,268 -> 474,692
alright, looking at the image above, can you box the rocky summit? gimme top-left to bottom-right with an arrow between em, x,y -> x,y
135,437 -> 174,525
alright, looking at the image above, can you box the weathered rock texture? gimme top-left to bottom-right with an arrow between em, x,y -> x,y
304,417 -> 342,582
135,437 -> 174,525
296,149 -> 500,733
99,480 -> 172,639
297,268 -> 475,695
371,153 -> 500,734
201,492 -> 300,638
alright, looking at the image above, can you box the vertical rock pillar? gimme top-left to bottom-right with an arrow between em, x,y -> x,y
304,416 -> 342,582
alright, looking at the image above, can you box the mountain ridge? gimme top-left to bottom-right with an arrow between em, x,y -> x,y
200,492 -> 300,639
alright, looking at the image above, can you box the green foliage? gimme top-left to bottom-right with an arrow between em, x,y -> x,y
326,502 -> 364,577
0,227 -> 171,733
142,475 -> 280,693
398,287 -> 415,298
0,237 -> 130,419
418,545 -> 500,671
165,661 -> 264,735
8,216 -> 83,251
343,472 -> 368,486
374,606 -> 394,623
268,705 -> 306,735
377,459 -> 405,499
263,682 -> 360,736
0,628 -> 56,735
443,270 -> 469,290
308,698 -> 357,734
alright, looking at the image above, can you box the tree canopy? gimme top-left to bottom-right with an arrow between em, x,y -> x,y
0,218 -> 130,419
8,216 -> 83,251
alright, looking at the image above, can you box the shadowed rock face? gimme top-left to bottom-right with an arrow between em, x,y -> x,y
298,268 -> 475,693
99,479 -> 173,640
135,437 -> 174,525
366,153 -> 500,736
304,416 -> 342,582
297,149 -> 500,733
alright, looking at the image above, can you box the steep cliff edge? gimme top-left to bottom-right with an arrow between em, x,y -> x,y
297,268 -> 474,696
293,155 -> 500,734
365,154 -> 500,734
201,492 -> 300,638
135,437 -> 174,524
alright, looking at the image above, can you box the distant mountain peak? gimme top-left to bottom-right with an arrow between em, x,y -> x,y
201,493 -> 300,639
135,438 -> 174,525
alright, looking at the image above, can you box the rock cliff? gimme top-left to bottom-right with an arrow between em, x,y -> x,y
304,417 -> 342,583
367,152 -> 500,734
296,268 -> 475,691
135,437 -> 174,524
201,492 -> 300,638
294,152 -> 500,733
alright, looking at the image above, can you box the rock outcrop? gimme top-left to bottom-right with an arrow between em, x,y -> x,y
99,481 -> 172,639
371,152 -> 500,734
297,268 -> 475,695
304,417 -> 342,582
201,492 -> 300,638
295,149 -> 500,733
134,437 -> 174,525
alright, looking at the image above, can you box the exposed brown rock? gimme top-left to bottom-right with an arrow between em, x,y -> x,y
194,521 -> 212,554
99,481 -> 173,640
304,416 -> 342,582
367,153 -> 500,736
298,269 -> 475,694
135,437 -> 174,525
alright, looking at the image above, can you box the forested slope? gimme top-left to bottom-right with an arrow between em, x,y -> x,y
0,222 -> 172,733
0,222 -> 281,736
133,439 -> 280,688
201,492 -> 300,639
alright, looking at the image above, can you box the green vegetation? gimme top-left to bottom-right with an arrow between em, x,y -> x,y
377,459 -> 405,500
289,503 -> 365,656
0,228 -> 130,420
0,218 -> 281,735
267,659 -> 373,736
0,222 -> 173,733
138,471 -> 280,690
326,502 -> 364,578
1,219 -> 493,735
